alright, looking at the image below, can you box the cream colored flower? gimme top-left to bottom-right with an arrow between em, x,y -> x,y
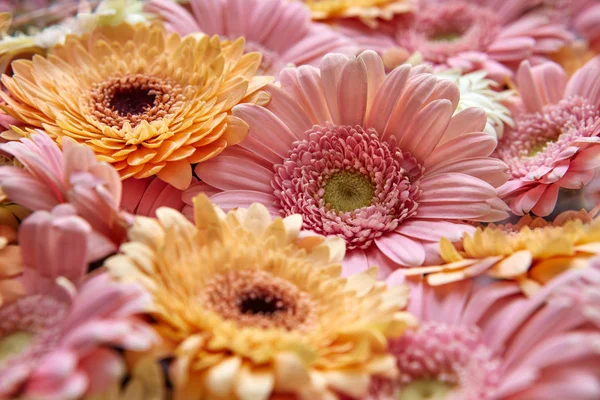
106,194 -> 416,400
303,0 -> 415,28
435,69 -> 514,138
406,209 -> 600,295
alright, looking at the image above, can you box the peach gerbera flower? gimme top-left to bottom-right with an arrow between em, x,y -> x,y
405,208 -> 600,294
106,194 -> 416,400
146,0 -> 356,76
184,51 -> 509,276
496,57 -> 600,216
0,22 -> 272,190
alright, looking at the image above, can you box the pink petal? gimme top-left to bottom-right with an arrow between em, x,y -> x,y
424,133 -> 497,168
233,104 -> 296,159
341,248 -> 369,277
375,233 -> 425,267
419,173 -> 497,202
337,56 -> 368,126
396,219 -> 475,242
365,65 -> 411,134
195,151 -> 274,193
210,190 -> 279,215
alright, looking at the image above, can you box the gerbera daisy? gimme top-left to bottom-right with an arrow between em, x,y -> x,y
496,57 -> 600,216
0,22 -> 272,190
0,209 -> 156,399
184,51 -> 509,276
540,0 -> 600,52
301,0 -> 414,28
405,208 -> 600,294
146,0 -> 357,76
106,194 -> 415,400
337,0 -> 573,81
385,263 -> 600,400
0,132 -> 128,260
0,224 -> 23,306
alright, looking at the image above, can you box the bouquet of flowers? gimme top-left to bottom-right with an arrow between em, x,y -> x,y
0,0 -> 598,399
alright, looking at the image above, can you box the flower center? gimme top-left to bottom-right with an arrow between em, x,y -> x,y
323,170 -> 375,212
397,1 -> 500,63
496,96 -> 600,179
89,74 -> 183,129
0,332 -> 34,363
391,322 -> 501,400
0,294 -> 67,369
429,31 -> 463,43
272,124 -> 422,250
399,379 -> 455,400
200,270 -> 317,331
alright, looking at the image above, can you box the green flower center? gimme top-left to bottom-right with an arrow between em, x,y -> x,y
527,137 -> 556,157
0,331 -> 34,363
399,379 -> 455,400
322,170 -> 375,213
430,31 -> 463,43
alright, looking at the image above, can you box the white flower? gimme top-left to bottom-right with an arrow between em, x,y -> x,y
436,69 -> 514,138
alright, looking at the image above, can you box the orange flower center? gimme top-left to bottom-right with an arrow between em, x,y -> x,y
200,270 -> 317,331
89,74 -> 183,129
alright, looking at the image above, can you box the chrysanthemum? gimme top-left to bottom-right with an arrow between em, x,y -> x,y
385,263 -> 600,400
106,194 -> 415,400
405,208 -> 600,294
0,22 -> 272,190
301,0 -> 414,28
0,209 -> 156,399
0,224 -> 23,306
146,0 -> 357,76
184,51 -> 509,275
0,132 -> 128,260
435,69 -> 514,138
496,57 -> 600,216
338,0 -> 573,81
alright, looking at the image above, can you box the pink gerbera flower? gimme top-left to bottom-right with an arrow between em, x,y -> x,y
542,0 -> 600,52
146,0 -> 356,75
497,57 -> 600,216
184,51 -> 509,276
0,208 -> 156,399
0,132 -> 128,259
338,0 -> 573,80
384,262 -> 600,399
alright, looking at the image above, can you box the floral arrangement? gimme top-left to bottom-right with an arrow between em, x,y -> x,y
0,0 -> 599,399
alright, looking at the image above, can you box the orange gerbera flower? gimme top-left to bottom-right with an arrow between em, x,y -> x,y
0,23 -> 271,189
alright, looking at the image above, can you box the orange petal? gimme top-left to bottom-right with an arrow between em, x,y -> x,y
156,159 -> 192,190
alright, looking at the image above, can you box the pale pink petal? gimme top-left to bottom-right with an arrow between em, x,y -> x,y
375,233 -> 425,267
210,190 -> 279,215
337,56 -> 368,126
341,248 -> 369,277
